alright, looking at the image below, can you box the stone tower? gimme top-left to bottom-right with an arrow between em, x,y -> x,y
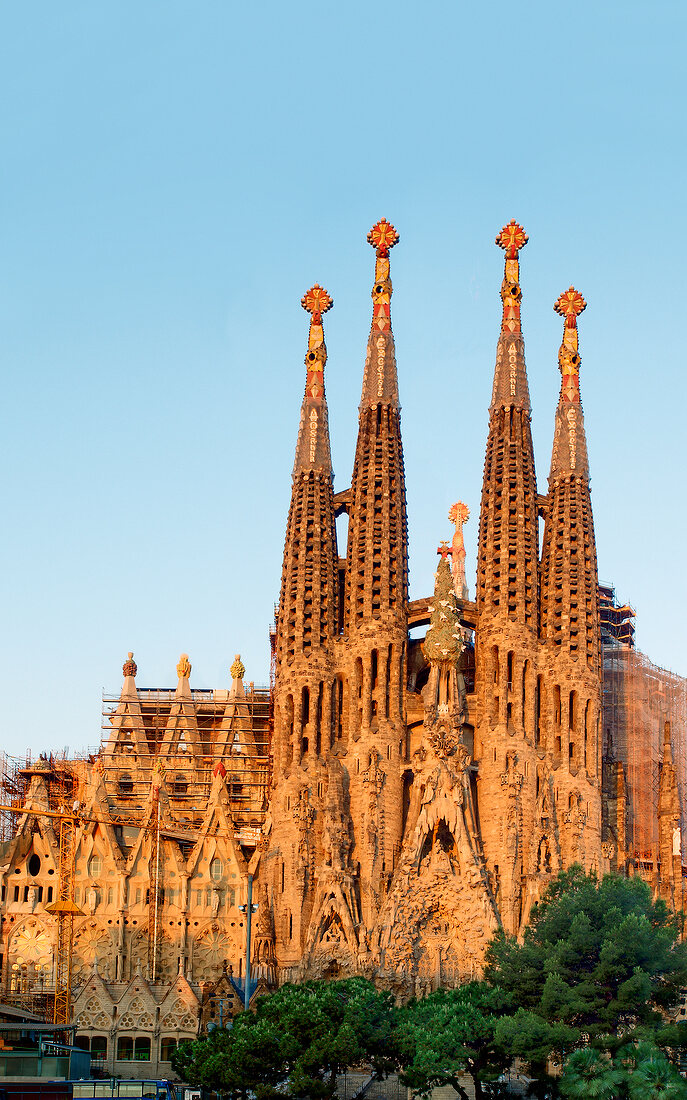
473,222 -> 541,934
658,721 -> 683,913
341,220 -> 409,929
539,289 -> 602,875
269,285 -> 339,971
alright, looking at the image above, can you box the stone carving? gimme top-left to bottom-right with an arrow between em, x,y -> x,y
447,502 -> 470,600
176,653 -> 191,679
496,220 -> 527,335
72,920 -> 115,983
122,652 -> 137,678
192,925 -> 236,982
293,787 -> 314,872
252,883 -> 277,984
230,654 -> 245,681
321,759 -> 352,871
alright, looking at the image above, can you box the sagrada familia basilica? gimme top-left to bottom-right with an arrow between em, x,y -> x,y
1,221 -> 685,1076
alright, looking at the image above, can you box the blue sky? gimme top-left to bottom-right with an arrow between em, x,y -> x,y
1,1 -> 685,755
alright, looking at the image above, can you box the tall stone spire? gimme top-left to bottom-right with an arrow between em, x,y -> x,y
489,220 -> 531,412
658,721 -> 683,913
358,219 -> 401,410
345,219 -> 408,631
341,220 -> 408,927
547,288 -> 590,479
292,285 -> 334,476
538,289 -> 602,889
474,222 -> 540,936
476,221 -> 538,630
540,288 -> 599,669
269,287 -> 341,969
276,286 -> 339,669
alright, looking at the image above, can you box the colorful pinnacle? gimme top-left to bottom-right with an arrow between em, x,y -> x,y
368,219 -> 399,335
555,287 -> 586,403
495,220 -> 528,258
554,287 -> 587,328
301,284 -> 333,319
367,218 -> 399,256
496,221 -> 527,334
301,284 -> 333,404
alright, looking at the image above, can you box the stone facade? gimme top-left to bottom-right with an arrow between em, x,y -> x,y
0,220 -> 684,1063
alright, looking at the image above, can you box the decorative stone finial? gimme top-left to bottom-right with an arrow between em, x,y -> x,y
495,220 -> 528,259
300,285 -> 333,405
496,221 -> 527,335
230,654 -> 245,681
367,219 -> 399,336
368,218 -> 400,257
176,653 -> 191,679
213,760 -> 227,779
555,287 -> 587,325
448,502 -> 470,600
554,288 -> 586,404
122,652 -> 137,678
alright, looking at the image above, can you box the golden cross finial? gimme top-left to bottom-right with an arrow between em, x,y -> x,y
496,220 -> 528,259
555,287 -> 587,327
301,285 -> 333,319
367,218 -> 399,257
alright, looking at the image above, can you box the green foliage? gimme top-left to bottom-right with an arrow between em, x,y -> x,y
397,982 -> 511,1099
174,872 -> 687,1098
485,868 -> 687,1058
171,977 -> 400,1100
559,1041 -> 687,1100
559,1048 -> 625,1099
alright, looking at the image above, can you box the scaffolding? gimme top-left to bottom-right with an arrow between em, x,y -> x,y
599,582 -> 636,648
603,644 -> 687,871
0,753 -> 28,844
100,685 -> 271,843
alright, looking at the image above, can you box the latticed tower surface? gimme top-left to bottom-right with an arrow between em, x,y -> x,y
341,220 -> 409,927
269,286 -> 340,965
473,223 -> 542,934
538,289 -> 602,874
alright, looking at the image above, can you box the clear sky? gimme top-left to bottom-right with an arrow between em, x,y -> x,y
1,1 -> 685,756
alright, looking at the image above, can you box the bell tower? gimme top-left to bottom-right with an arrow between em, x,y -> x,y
539,288 -> 602,874
474,222 -> 541,934
341,220 -> 409,926
269,285 -> 339,971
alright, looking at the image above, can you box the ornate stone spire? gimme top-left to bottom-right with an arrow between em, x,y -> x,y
359,219 -> 400,409
345,219 -> 408,629
548,288 -> 590,479
490,221 -> 531,412
176,653 -> 191,680
477,221 -> 538,629
424,554 -> 463,665
276,288 -> 339,667
448,502 -> 470,600
293,285 -> 334,477
540,289 -> 599,668
658,720 -> 683,911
